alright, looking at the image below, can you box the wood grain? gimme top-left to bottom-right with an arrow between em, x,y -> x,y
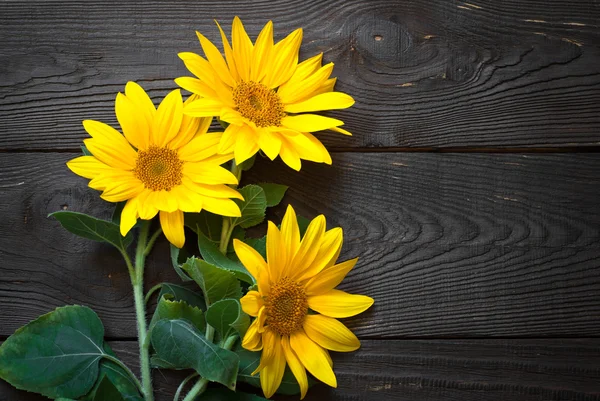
2,339 -> 600,401
1,0 -> 599,150
1,152 -> 600,338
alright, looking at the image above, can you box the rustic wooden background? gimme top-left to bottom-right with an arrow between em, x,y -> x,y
2,0 -> 600,400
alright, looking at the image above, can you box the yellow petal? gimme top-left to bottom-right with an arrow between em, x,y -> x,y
233,239 -> 269,287
234,126 -> 260,164
279,138 -> 302,171
136,190 -> 159,220
262,28 -> 303,89
183,97 -> 224,117
285,53 -> 323,86
278,62 -> 333,104
285,92 -> 354,113
178,52 -> 217,85
124,81 -> 156,127
297,227 -> 343,281
203,153 -> 235,165
200,196 -> 241,217
182,162 -> 238,185
120,198 -> 139,236
281,336 -> 308,399
220,108 -> 245,126
170,186 -> 203,213
259,336 -> 286,399
182,178 -> 242,200
280,205 -> 300,264
177,132 -> 223,162
266,221 -> 286,282
196,31 -> 236,87
215,20 -> 239,81
303,314 -> 360,352
286,132 -> 331,164
168,95 -> 209,149
82,120 -> 137,170
232,16 -> 253,82
152,89 -> 183,147
242,318 -> 263,351
253,329 -> 278,375
329,126 -> 352,136
257,129 -> 282,161
289,330 -> 337,388
290,215 -> 326,278
100,175 -> 145,203
251,20 -> 273,82
219,123 -> 241,153
160,210 -> 185,248
146,190 -> 179,213
116,92 -> 150,150
281,114 -> 343,133
240,290 -> 264,316
305,258 -> 358,296
175,76 -> 217,99
66,156 -> 114,179
308,289 -> 374,318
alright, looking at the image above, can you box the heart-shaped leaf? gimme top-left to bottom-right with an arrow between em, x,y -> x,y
150,294 -> 205,333
159,283 -> 206,311
205,299 -> 250,339
151,319 -> 239,389
182,258 -> 242,304
170,244 -> 193,282
0,305 -> 107,399
49,211 -> 133,251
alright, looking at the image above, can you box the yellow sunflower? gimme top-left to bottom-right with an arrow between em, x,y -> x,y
175,17 -> 355,171
234,205 -> 373,399
67,82 -> 243,248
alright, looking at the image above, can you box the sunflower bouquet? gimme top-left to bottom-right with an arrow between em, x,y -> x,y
0,18 -> 373,401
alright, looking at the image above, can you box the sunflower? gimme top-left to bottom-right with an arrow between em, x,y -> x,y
67,82 -> 243,248
234,205 -> 373,399
176,17 -> 355,171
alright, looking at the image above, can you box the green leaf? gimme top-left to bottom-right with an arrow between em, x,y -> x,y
150,294 -> 205,333
182,258 -> 242,304
197,232 -> 254,285
0,305 -> 107,399
49,211 -> 133,251
297,215 -> 311,237
89,375 -> 124,401
205,299 -> 250,339
170,244 -> 193,282
159,283 -> 206,311
238,155 -> 256,171
185,211 -> 222,241
257,183 -> 288,207
201,387 -> 268,401
81,145 -> 92,156
231,185 -> 267,229
236,347 -> 315,396
81,342 -> 142,401
151,319 -> 239,389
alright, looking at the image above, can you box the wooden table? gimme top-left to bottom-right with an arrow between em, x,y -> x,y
1,1 -> 600,400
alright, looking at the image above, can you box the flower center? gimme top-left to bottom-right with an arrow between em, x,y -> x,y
232,81 -> 285,127
133,146 -> 183,191
265,277 -> 308,336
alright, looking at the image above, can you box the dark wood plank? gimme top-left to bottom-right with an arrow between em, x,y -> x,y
2,339 -> 600,401
1,0 -> 599,150
1,152 -> 600,338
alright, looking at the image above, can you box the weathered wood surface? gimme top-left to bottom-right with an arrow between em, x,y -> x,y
1,0 -> 600,150
2,153 -> 600,339
2,339 -> 600,401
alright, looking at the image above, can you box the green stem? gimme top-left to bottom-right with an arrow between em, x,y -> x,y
218,218 -> 232,254
144,227 -> 163,256
145,283 -> 163,304
181,336 -> 238,401
103,354 -> 144,394
132,220 -> 154,401
174,372 -> 199,401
